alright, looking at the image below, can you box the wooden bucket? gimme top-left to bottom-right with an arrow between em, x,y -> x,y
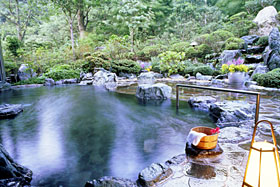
191,126 -> 218,150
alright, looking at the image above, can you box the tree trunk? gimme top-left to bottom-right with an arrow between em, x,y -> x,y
69,19 -> 76,60
15,0 -> 23,41
130,28 -> 135,53
77,9 -> 86,39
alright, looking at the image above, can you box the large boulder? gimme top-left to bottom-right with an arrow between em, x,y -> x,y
137,163 -> 172,187
17,64 -> 36,81
252,64 -> 269,76
136,83 -> 172,100
0,104 -> 23,119
188,96 -> 216,111
0,144 -> 32,186
253,6 -> 279,36
85,176 -> 137,187
220,50 -> 242,64
263,28 -> 280,70
44,78 -> 55,86
137,72 -> 156,85
92,69 -> 118,90
241,35 -> 260,45
209,101 -> 255,128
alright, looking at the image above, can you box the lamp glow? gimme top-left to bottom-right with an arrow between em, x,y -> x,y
243,120 -> 280,187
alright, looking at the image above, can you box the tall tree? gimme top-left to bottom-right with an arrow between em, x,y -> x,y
117,0 -> 153,53
0,0 -> 42,41
51,0 -> 79,59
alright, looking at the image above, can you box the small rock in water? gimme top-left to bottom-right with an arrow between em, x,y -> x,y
0,104 -> 23,119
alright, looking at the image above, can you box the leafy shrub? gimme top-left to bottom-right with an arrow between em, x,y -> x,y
4,61 -> 19,76
225,12 -> 257,37
170,42 -> 190,52
45,64 -> 80,81
183,62 -> 204,76
256,36 -> 269,47
111,59 -> 141,74
225,37 -> 244,50
104,35 -> 130,60
252,69 -> 280,88
6,37 -> 22,57
13,76 -> 46,85
140,44 -> 167,59
150,57 -> 161,73
185,47 -> 198,59
83,51 -> 111,72
193,66 -> 214,76
196,44 -> 212,58
158,51 -> 186,75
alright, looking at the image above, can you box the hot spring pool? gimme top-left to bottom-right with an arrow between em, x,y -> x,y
0,85 -> 215,186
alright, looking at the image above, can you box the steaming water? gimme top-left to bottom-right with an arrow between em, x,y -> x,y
0,85 -> 214,186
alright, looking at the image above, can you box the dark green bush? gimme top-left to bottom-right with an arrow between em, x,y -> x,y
13,76 -> 46,85
185,47 -> 198,59
170,42 -> 190,52
82,51 -> 111,72
183,62 -> 204,76
45,64 -> 80,81
256,36 -> 269,47
193,66 -> 214,76
4,61 -> 19,76
151,57 -> 161,73
111,59 -> 141,75
225,37 -> 245,50
196,44 -> 212,58
252,69 -> 280,88
140,44 -> 167,59
6,37 -> 22,57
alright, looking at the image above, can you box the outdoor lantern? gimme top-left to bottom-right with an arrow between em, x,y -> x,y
243,120 -> 280,187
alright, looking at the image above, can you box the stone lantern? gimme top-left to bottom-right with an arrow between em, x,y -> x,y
190,41 -> 198,48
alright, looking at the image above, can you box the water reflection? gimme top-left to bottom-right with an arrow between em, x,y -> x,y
0,86 -> 215,186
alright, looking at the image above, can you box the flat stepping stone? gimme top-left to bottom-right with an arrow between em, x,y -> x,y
0,104 -> 23,119
185,142 -> 223,158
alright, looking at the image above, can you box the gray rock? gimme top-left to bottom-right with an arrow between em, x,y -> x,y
241,35 -> 260,45
153,73 -> 164,79
63,78 -> 78,84
0,144 -> 32,184
266,51 -> 280,70
136,83 -> 172,100
92,69 -> 118,90
252,64 -> 268,76
218,127 -> 252,143
138,163 -> 172,187
269,27 -> 280,51
85,176 -> 137,187
210,101 -> 255,127
55,80 -> 63,85
195,73 -> 212,81
79,80 -> 93,85
44,78 -> 55,86
0,82 -> 11,92
170,74 -> 184,79
17,64 -> 36,81
119,72 -> 137,79
220,50 -> 242,64
185,142 -> 223,158
241,46 -> 265,54
245,55 -> 263,64
0,104 -> 23,119
253,6 -> 279,36
188,96 -> 217,111
137,72 -> 156,85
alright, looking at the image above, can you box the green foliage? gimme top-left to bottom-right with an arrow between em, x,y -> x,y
111,59 -> 141,74
139,44 -> 167,59
183,62 -> 204,76
150,57 -> 161,73
252,69 -> 280,88
13,76 -> 46,85
6,37 -> 22,57
193,66 -> 214,76
185,47 -> 198,59
256,36 -> 269,47
225,12 -> 257,37
196,44 -> 212,58
104,35 -> 131,60
158,51 -> 186,75
83,51 -> 111,73
225,37 -> 244,50
245,0 -> 276,15
215,0 -> 245,16
170,42 -> 190,52
45,64 -> 80,81
4,61 -> 19,76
